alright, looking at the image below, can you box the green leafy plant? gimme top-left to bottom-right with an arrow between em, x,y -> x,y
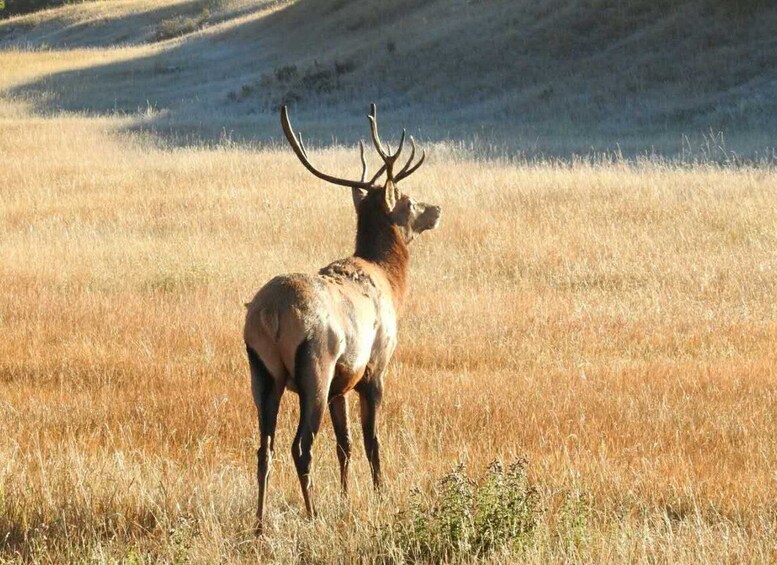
390,459 -> 540,562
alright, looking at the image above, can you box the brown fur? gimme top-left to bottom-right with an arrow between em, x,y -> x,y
354,188 -> 410,309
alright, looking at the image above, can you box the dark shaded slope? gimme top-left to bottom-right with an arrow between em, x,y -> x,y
3,0 -> 776,156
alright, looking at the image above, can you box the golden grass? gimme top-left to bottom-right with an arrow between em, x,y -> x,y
2,48 -> 777,563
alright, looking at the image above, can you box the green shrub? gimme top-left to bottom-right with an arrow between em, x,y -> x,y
556,488 -> 592,556
389,459 -> 540,562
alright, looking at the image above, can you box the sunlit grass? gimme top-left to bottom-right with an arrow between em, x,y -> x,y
1,97 -> 776,562
1,15 -> 777,561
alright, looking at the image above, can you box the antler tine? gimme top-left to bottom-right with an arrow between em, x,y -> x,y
359,140 -> 367,182
297,132 -> 309,160
358,139 -> 390,184
280,105 -> 376,190
368,104 -> 407,180
395,149 -> 426,182
369,164 -> 387,185
392,129 -> 406,160
368,116 -> 389,161
396,135 -> 416,178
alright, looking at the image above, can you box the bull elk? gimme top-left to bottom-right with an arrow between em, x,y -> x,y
243,104 -> 440,533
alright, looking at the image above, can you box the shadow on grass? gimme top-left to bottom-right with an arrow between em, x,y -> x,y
3,0 -> 777,160
0,0 -> 222,47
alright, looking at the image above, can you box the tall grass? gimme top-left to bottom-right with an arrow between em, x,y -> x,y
1,93 -> 776,562
2,12 -> 777,561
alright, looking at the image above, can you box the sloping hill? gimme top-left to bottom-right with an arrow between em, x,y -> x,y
0,0 -> 278,47
2,0 -> 776,156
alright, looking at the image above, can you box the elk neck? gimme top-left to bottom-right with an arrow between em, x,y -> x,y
353,196 -> 409,309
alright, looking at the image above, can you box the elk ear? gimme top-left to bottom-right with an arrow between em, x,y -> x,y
383,182 -> 399,213
352,187 -> 367,210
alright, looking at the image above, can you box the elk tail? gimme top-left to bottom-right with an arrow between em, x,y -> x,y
259,308 -> 281,341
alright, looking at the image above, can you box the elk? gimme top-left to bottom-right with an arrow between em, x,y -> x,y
243,104 -> 440,533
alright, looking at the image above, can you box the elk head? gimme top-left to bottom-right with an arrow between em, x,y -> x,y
280,104 -> 441,245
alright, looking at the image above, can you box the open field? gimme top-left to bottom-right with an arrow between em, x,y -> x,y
2,1 -> 777,563
3,96 -> 777,564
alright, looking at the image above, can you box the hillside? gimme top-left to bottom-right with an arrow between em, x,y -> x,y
2,0 -> 776,156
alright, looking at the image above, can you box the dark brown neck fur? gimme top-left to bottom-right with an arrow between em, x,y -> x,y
354,193 -> 409,309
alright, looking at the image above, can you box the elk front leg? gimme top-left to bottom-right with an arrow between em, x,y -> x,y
357,381 -> 383,490
247,347 -> 283,536
329,394 -> 353,495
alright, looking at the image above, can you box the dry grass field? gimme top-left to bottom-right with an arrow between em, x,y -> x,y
2,2 -> 777,563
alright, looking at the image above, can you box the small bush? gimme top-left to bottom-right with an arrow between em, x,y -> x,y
301,68 -> 335,94
706,0 -> 772,18
556,488 -> 591,555
253,59 -> 357,109
274,65 -> 298,82
334,59 -> 356,76
389,459 -> 540,562
279,89 -> 302,107
156,9 -> 209,41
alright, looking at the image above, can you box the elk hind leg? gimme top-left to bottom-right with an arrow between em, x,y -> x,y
357,381 -> 383,490
247,345 -> 283,535
329,394 -> 352,495
291,338 -> 331,518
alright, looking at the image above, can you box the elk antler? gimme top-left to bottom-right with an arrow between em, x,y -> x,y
394,135 -> 426,182
358,141 -> 392,186
280,105 -> 425,189
281,106 -> 377,190
368,103 -> 406,181
367,104 -> 425,183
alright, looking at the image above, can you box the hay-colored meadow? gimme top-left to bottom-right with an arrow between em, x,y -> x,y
2,35 -> 777,565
